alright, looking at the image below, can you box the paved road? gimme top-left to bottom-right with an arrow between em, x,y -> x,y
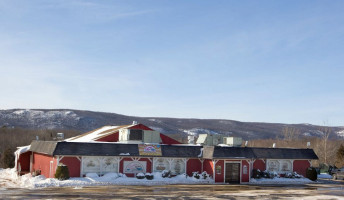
0,179 -> 343,199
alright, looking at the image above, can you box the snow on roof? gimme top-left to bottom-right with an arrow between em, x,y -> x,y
65,124 -> 133,142
14,145 -> 31,171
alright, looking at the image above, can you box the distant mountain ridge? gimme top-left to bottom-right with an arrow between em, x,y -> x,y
0,109 -> 343,140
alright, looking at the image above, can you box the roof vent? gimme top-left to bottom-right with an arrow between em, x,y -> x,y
188,135 -> 195,144
272,143 -> 276,148
307,142 -> 311,148
245,141 -> 248,147
132,121 -> 138,125
57,133 -> 64,140
223,137 -> 242,147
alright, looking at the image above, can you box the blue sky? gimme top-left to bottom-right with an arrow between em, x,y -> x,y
0,0 -> 343,126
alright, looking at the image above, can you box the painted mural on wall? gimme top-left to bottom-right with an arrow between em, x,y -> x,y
216,165 -> 222,174
82,156 -> 119,175
82,157 -> 100,173
267,160 -> 292,173
280,160 -> 292,172
101,157 -> 119,173
153,158 -> 186,175
138,144 -> 162,156
154,158 -> 170,172
171,159 -> 184,175
123,161 -> 147,173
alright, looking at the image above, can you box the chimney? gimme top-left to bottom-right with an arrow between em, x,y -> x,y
272,143 -> 276,148
132,121 -> 138,125
307,142 -> 311,149
188,135 -> 195,144
57,133 -> 64,140
36,136 -> 39,141
245,141 -> 248,147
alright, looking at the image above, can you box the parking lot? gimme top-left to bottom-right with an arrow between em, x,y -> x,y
0,178 -> 343,199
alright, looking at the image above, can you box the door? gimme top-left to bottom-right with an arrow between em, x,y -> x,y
225,163 -> 240,183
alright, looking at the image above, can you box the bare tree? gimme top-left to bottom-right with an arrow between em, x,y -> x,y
319,122 -> 332,165
282,126 -> 300,141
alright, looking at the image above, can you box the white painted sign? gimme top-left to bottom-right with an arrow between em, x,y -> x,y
267,160 -> 292,173
123,161 -> 147,174
243,165 -> 248,174
82,156 -> 119,175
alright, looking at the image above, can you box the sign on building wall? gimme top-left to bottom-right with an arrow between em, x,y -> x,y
280,160 -> 292,172
82,157 -> 101,173
123,161 -> 147,174
170,159 -> 185,175
267,160 -> 280,172
138,144 -> 162,156
154,158 -> 170,172
267,160 -> 292,173
101,157 -> 119,173
82,157 -> 119,175
243,165 -> 248,174
153,158 -> 186,175
216,165 -> 222,174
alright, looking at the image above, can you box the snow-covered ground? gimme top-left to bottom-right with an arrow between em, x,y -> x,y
249,177 -> 313,184
1,168 -> 323,189
0,168 -> 213,189
318,173 -> 332,179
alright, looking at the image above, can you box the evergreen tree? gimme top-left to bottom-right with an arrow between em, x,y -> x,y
2,148 -> 15,168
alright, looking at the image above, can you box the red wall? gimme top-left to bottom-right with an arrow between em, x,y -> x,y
293,160 -> 310,177
215,160 -> 224,183
96,132 -> 119,142
241,160 -> 249,182
17,151 -> 31,172
186,159 -> 202,176
203,159 -> 214,177
32,153 -> 55,178
160,134 -> 181,144
253,159 -> 266,171
129,124 -> 153,131
95,124 -> 181,144
119,157 -> 152,177
60,157 -> 81,177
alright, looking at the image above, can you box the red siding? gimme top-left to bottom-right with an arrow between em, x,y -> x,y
160,134 -> 181,144
17,151 -> 31,172
293,160 -> 310,177
60,157 -> 81,177
32,153 -> 55,178
129,124 -> 153,131
96,132 -> 119,142
119,157 -> 152,177
215,160 -> 224,183
203,159 -> 214,177
241,160 -> 249,182
186,159 -> 202,176
253,159 -> 266,171
95,124 -> 181,145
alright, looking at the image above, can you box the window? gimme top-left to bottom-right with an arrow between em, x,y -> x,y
129,129 -> 143,140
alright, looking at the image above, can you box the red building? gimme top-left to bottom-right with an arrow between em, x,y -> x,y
16,123 -> 318,184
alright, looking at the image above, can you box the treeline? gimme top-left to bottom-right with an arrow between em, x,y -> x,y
0,127 -> 81,168
247,136 -> 344,168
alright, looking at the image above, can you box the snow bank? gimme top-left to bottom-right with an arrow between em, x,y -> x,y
250,177 -> 313,185
85,173 -> 99,178
0,169 -> 213,189
318,173 -> 332,179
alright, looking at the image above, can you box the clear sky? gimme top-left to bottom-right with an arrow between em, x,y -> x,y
0,0 -> 343,126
